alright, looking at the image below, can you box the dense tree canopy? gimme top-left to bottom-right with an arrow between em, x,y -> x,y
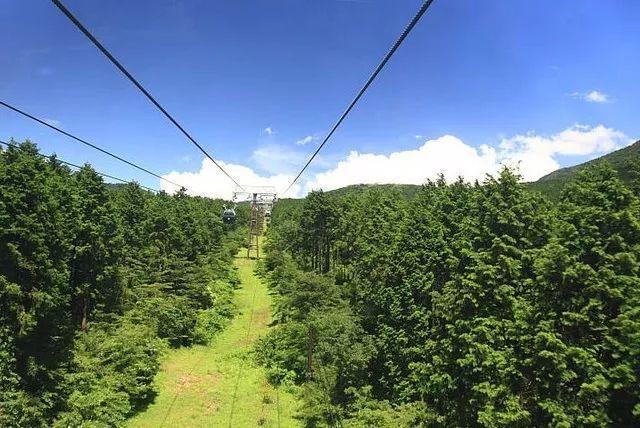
260,164 -> 640,427
2,138 -> 639,427
0,140 -> 243,427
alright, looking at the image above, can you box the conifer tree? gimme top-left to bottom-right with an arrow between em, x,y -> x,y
70,166 -> 124,330
0,141 -> 73,422
529,163 -> 640,425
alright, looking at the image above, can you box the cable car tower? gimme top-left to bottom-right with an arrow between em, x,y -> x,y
233,186 -> 276,259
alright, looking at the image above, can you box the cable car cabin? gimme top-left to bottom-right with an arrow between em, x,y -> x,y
222,208 -> 236,224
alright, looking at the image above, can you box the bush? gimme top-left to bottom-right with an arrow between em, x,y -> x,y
342,396 -> 426,428
54,385 -> 130,428
192,277 -> 237,344
193,308 -> 231,344
255,323 -> 307,384
54,321 -> 165,426
132,295 -> 199,347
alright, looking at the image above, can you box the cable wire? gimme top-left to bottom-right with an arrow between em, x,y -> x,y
0,139 -> 159,192
0,100 -> 185,190
284,0 -> 436,194
51,0 -> 244,191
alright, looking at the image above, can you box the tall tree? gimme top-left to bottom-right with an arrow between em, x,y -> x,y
70,166 -> 123,331
0,142 -> 73,423
528,163 -> 640,425
299,190 -> 339,273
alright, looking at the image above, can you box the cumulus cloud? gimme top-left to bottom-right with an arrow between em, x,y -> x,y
162,124 -> 631,199
498,124 -> 629,180
296,135 -> 317,146
305,136 -> 498,192
262,126 -> 275,135
305,124 -> 631,192
570,90 -> 611,103
161,157 -> 300,199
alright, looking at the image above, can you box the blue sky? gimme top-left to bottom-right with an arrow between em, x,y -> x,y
1,0 -> 639,197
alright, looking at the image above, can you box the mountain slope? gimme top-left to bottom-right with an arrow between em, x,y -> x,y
528,140 -> 640,199
287,141 -> 639,201
326,183 -> 421,198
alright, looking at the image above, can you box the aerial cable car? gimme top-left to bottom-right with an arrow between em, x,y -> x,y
222,205 -> 236,224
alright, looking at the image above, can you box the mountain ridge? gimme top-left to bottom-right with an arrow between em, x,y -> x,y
527,140 -> 640,198
317,140 -> 639,200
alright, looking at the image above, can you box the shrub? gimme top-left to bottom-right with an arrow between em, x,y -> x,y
133,295 -> 198,347
54,321 -> 165,426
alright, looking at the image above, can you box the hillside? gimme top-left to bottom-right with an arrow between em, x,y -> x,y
529,140 -> 640,198
326,183 -> 421,198
264,168 -> 640,426
287,142 -> 640,202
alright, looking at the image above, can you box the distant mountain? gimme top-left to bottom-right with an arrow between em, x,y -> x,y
326,183 -> 421,198
528,140 -> 640,199
291,142 -> 640,201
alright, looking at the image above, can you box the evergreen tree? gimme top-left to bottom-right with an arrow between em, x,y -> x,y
0,141 -> 73,422
529,163 -> 640,425
299,190 -> 339,273
0,141 -> 240,426
70,166 -> 124,331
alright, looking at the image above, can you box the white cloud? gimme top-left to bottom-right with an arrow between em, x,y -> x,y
498,124 -> 629,180
305,135 -> 499,193
305,124 -> 631,192
296,135 -> 316,146
570,90 -> 611,103
161,157 -> 300,199
263,126 -> 275,135
585,91 -> 610,103
162,124 -> 631,199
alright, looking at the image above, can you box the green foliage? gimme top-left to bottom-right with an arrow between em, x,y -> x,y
193,277 -> 238,344
54,321 -> 165,427
4,137 -> 640,426
263,163 -> 640,426
0,141 -> 239,426
342,388 -> 425,428
133,295 -> 199,347
258,239 -> 374,425
326,183 -> 421,199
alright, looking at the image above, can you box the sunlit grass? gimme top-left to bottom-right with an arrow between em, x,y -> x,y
128,247 -> 301,427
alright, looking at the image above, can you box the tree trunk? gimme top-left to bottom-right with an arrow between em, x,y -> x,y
81,296 -> 88,332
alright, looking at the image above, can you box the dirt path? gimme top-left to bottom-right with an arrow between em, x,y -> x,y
128,253 -> 300,427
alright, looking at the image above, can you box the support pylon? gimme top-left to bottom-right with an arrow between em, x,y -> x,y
247,193 -> 264,259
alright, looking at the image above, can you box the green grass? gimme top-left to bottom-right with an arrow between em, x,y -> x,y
127,247 -> 301,427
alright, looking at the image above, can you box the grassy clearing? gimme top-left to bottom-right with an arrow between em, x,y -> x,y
128,249 -> 301,427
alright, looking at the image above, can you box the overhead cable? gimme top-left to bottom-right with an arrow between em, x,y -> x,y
0,100 -> 185,190
285,0 -> 436,194
0,139 -> 159,192
51,0 -> 244,190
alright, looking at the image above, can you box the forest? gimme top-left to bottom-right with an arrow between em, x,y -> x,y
4,0 -> 639,425
258,161 -> 640,426
0,140 -> 244,426
2,139 -> 640,427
